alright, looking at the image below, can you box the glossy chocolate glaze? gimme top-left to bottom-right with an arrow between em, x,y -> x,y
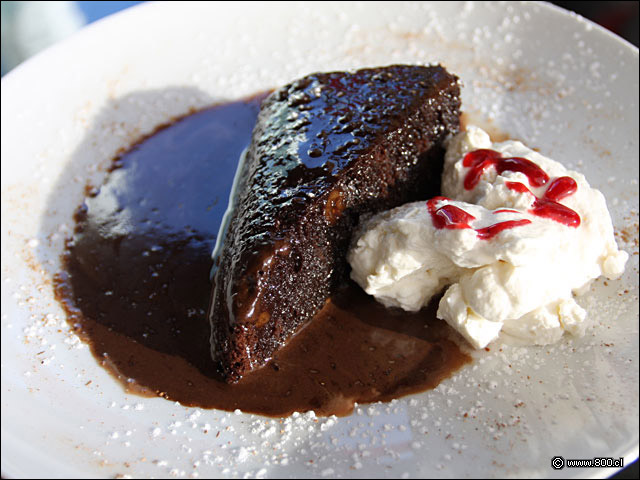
55,94 -> 470,417
210,66 -> 461,381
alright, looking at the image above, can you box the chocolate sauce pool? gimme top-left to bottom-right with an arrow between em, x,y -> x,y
54,95 -> 471,417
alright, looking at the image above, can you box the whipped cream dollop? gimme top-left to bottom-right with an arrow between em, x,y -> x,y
348,126 -> 628,348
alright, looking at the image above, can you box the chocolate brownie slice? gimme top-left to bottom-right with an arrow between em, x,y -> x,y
208,65 -> 461,382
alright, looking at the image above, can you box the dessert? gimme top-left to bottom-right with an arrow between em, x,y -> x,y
349,126 -> 628,348
54,96 -> 470,417
53,71 -> 628,416
208,65 -> 461,382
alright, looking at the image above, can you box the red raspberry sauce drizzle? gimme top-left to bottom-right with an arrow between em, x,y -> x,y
427,197 -> 475,230
427,197 -> 532,240
475,220 -> 532,239
505,178 -> 580,227
427,149 -> 580,239
463,148 -> 580,227
463,149 -> 549,190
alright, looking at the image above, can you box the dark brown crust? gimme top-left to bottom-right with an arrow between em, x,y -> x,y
208,65 -> 461,382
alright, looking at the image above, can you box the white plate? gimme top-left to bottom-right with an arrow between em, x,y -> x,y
2,1 -> 638,478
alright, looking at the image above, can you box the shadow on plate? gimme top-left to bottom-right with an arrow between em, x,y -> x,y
36,86 -> 266,375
